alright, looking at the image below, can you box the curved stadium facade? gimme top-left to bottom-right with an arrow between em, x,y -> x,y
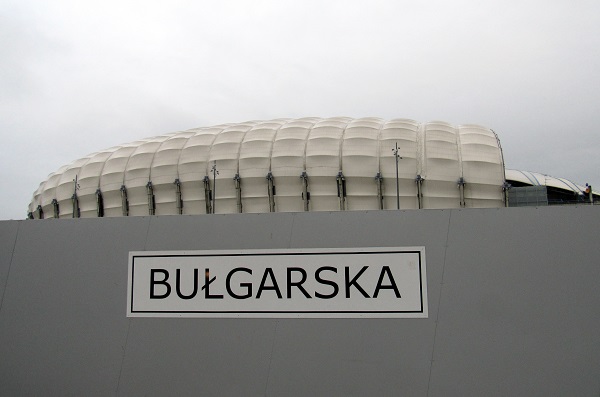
27,117 -> 593,218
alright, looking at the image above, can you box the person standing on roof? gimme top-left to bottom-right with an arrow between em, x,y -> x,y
584,183 -> 592,202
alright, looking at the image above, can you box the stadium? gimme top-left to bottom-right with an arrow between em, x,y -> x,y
26,117 -> 596,219
1,117 -> 599,395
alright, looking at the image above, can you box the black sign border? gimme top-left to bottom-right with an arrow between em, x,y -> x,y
129,250 -> 425,315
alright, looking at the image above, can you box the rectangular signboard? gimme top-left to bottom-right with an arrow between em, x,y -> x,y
127,247 -> 427,318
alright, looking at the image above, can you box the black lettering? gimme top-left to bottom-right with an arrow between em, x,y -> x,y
176,268 -> 199,299
373,266 -> 401,298
287,267 -> 311,299
345,266 -> 370,298
315,266 -> 339,299
150,269 -> 171,299
226,267 -> 253,299
202,268 -> 223,299
256,267 -> 282,299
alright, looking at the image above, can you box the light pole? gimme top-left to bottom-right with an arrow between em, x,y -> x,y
392,142 -> 401,209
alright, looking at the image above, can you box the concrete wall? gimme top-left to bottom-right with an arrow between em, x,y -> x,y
1,207 -> 599,396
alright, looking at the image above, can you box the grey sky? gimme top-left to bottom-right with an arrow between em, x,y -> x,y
2,0 -> 599,219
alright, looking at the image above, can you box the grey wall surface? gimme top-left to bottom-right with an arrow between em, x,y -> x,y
0,207 -> 599,396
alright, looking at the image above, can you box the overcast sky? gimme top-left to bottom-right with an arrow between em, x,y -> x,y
2,0 -> 599,219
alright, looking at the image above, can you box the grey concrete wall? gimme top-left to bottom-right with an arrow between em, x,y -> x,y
1,207 -> 599,396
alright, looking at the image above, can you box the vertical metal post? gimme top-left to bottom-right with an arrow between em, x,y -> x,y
96,189 -> 104,217
72,175 -> 80,218
234,173 -> 242,213
266,172 -> 275,212
203,176 -> 212,214
415,175 -> 424,209
52,199 -> 59,218
174,179 -> 183,215
502,182 -> 511,207
374,172 -> 384,210
457,177 -> 466,208
300,171 -> 309,211
72,195 -> 80,218
211,161 -> 218,214
146,181 -> 155,215
392,143 -> 401,210
120,185 -> 129,216
37,205 -> 44,219
336,171 -> 346,210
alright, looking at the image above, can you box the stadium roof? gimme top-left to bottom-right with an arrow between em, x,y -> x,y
505,169 -> 589,193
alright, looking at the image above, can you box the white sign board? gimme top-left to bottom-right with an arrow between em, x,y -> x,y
127,247 -> 427,318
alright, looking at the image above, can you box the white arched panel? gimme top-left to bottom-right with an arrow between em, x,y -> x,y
305,118 -> 350,211
123,136 -> 171,216
151,132 -> 195,215
78,149 -> 118,217
29,181 -> 45,218
459,125 -> 504,208
99,143 -> 143,217
271,119 -> 318,212
178,127 -> 222,214
40,165 -> 69,218
422,122 -> 461,209
341,118 -> 383,210
151,132 -> 194,184
55,156 -> 94,218
239,122 -> 283,213
208,123 -> 256,213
